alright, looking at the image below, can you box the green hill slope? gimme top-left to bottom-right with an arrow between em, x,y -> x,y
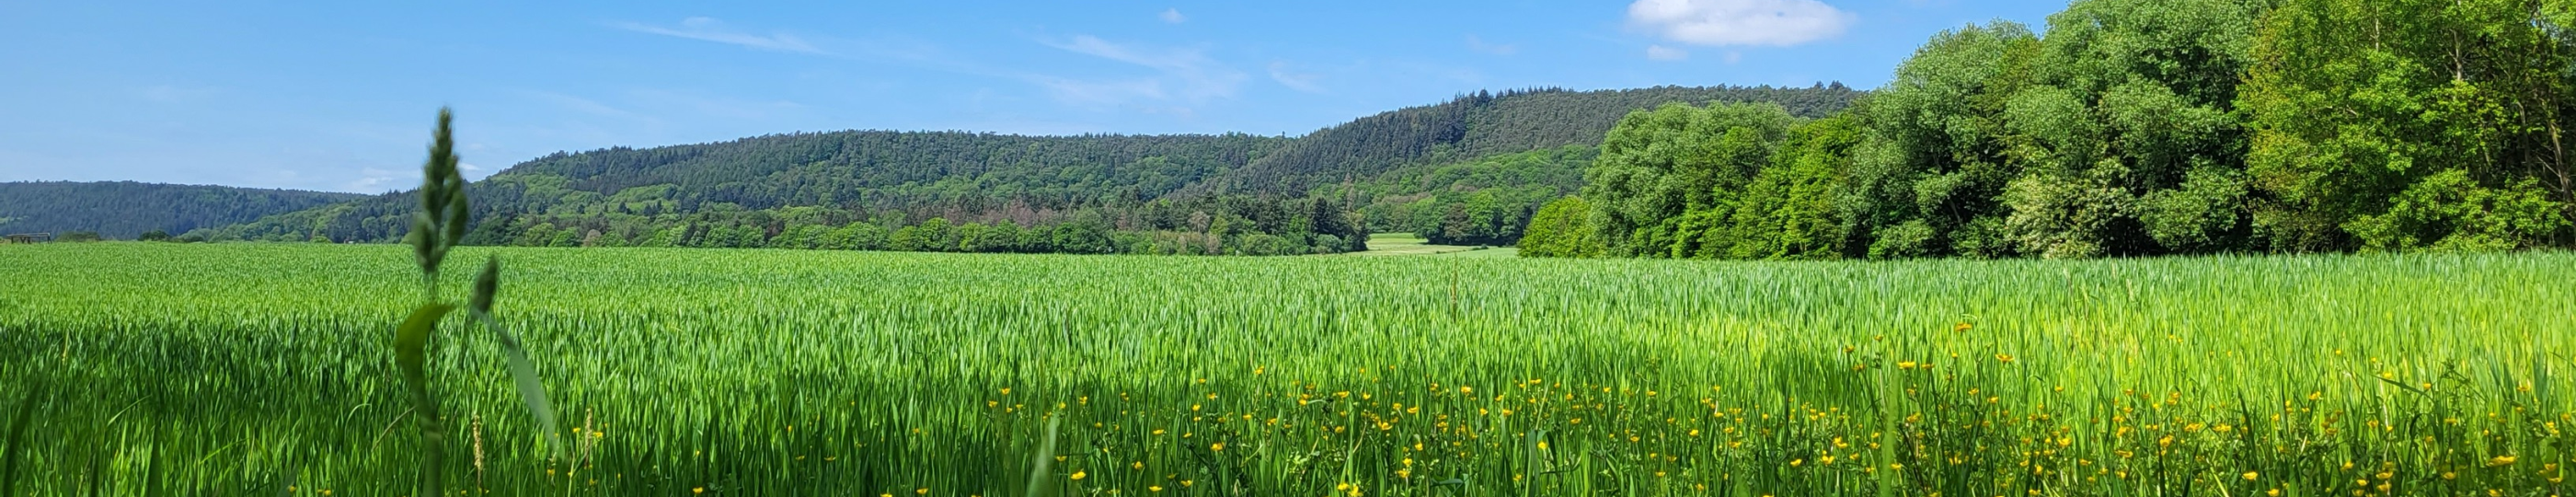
206,84 -> 1860,253
1188,85 -> 1859,196
0,181 -> 364,238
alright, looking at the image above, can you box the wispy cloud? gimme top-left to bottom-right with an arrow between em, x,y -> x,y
627,88 -> 809,121
1159,8 -> 1188,24
1028,76 -> 1167,107
523,90 -> 650,121
1627,0 -> 1855,47
1037,35 -> 1247,104
345,168 -> 401,193
613,17 -> 827,54
1267,62 -> 1325,93
1466,35 -> 1518,55
1646,44 -> 1691,61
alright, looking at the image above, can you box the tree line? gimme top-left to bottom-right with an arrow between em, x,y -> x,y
0,181 -> 362,239
1525,0 -> 2576,259
1197,85 -> 1861,196
181,86 -> 1856,256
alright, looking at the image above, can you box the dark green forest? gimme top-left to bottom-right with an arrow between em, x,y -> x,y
1524,0 -> 2576,259
0,181 -> 362,239
178,86 -> 1853,255
1191,85 -> 1860,197
1351,145 -> 1595,246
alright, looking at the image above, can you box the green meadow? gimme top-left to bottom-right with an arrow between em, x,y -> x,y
1,243 -> 2570,496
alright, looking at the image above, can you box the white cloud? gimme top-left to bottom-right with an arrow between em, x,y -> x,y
613,17 -> 827,54
345,168 -> 401,193
1029,76 -> 1167,106
1646,45 -> 1690,61
1160,8 -> 1187,24
1039,35 -> 1246,103
1267,62 -> 1325,93
1627,0 -> 1854,47
1466,35 -> 1518,55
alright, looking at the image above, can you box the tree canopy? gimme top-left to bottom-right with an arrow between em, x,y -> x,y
1552,0 -> 2575,260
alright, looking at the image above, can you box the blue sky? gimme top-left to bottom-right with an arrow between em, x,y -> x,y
0,0 -> 2065,193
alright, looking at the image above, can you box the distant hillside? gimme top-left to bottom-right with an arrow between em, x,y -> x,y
0,181 -> 364,238
1187,85 -> 1861,196
1350,145 -> 1597,246
205,84 -> 1861,252
213,132 -> 1292,243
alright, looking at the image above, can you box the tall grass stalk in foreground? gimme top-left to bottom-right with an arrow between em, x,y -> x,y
393,108 -> 558,496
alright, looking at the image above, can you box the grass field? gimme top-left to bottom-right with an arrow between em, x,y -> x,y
1344,233 -> 1517,258
1,243 -> 2571,496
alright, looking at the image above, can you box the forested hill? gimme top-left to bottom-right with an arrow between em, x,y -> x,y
211,132 -> 1295,245
1187,85 -> 1862,196
0,181 -> 363,238
201,85 -> 1857,252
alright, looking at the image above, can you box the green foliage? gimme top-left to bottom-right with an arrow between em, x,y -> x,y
1583,101 -> 1798,257
1843,21 -> 2043,259
1825,0 -> 2276,260
1572,102 -> 1866,260
214,131 -> 1294,248
1351,145 -> 1594,246
0,181 -> 362,239
1720,112 -> 1866,260
193,87 -> 1856,256
1582,0 -> 2576,260
1200,86 -> 1862,195
2242,0 -> 2576,251
2343,170 -> 2570,251
1513,196 -> 1603,258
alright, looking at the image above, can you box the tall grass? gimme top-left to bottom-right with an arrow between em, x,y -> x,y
0,243 -> 2568,495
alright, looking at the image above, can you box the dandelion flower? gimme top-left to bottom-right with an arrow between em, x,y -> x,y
2244,471 -> 2259,480
1211,442 -> 1225,452
1070,471 -> 1087,480
2490,456 -> 2519,467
